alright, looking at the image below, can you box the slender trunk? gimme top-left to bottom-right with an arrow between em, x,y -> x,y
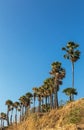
24,106 -> 26,115
52,93 -> 54,109
34,96 -> 35,113
38,100 -> 41,112
3,120 -> 4,128
54,86 -> 58,109
38,96 -> 41,112
50,93 -> 54,109
21,105 -> 24,121
16,109 -> 17,124
7,109 -> 9,126
42,97 -> 44,106
48,96 -> 50,104
10,115 -> 12,125
54,76 -> 59,109
1,118 -> 2,128
22,105 -> 24,116
72,62 -> 74,100
10,109 -> 13,125
70,95 -> 72,101
20,111 -> 21,122
45,96 -> 47,107
41,97 -> 44,112
50,94 -> 52,109
15,109 -> 17,124
72,62 -> 74,88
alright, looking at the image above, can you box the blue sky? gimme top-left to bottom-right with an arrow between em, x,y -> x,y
0,0 -> 84,112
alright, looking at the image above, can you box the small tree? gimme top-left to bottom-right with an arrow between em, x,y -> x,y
63,87 -> 77,101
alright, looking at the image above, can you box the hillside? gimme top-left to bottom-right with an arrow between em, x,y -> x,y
5,98 -> 84,130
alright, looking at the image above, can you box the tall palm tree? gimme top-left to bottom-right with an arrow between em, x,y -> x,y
14,101 -> 20,124
39,85 -> 45,106
50,61 -> 65,109
5,100 -> 13,126
10,104 -> 14,125
62,42 -> 80,92
18,106 -> 21,122
19,96 -> 27,119
33,87 -> 42,112
63,87 -> 77,101
44,77 -> 54,109
43,81 -> 49,107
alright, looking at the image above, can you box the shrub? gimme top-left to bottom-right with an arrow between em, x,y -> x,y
67,107 -> 81,124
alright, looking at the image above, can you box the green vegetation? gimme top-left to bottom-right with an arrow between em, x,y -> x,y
67,107 -> 81,124
63,88 -> 77,101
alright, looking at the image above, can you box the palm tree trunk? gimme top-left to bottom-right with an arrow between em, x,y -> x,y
72,62 -> 74,100
7,110 -> 9,126
54,86 -> 58,109
33,96 -> 35,113
54,76 -> 59,109
20,111 -> 21,122
38,96 -> 41,112
1,118 -> 2,128
70,95 -> 72,101
48,96 -> 50,104
50,94 -> 53,109
38,100 -> 41,112
15,109 -> 17,124
10,109 -> 13,125
41,97 -> 44,112
50,94 -> 52,109
3,120 -> 4,128
45,96 -> 47,107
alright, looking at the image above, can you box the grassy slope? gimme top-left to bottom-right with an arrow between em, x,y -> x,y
6,98 -> 84,130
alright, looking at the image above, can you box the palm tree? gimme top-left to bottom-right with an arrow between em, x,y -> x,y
19,96 -> 26,119
37,88 -> 42,112
43,81 -> 50,108
39,85 -> 49,112
0,112 -> 7,129
63,87 -> 77,101
10,104 -> 14,125
39,85 -> 45,106
33,87 -> 42,112
44,77 -> 54,109
14,101 -> 20,124
18,106 -> 21,122
62,42 -> 80,99
5,100 -> 13,126
50,61 -> 65,109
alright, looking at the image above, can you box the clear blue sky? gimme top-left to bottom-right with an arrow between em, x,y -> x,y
0,0 -> 84,113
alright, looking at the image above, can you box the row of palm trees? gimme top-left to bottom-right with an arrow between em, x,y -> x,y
33,61 -> 66,112
0,92 -> 33,128
4,92 -> 33,127
0,41 -> 80,128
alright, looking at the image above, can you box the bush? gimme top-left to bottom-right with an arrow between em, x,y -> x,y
67,107 -> 81,124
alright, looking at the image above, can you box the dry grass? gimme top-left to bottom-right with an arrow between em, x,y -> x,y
6,98 -> 84,130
